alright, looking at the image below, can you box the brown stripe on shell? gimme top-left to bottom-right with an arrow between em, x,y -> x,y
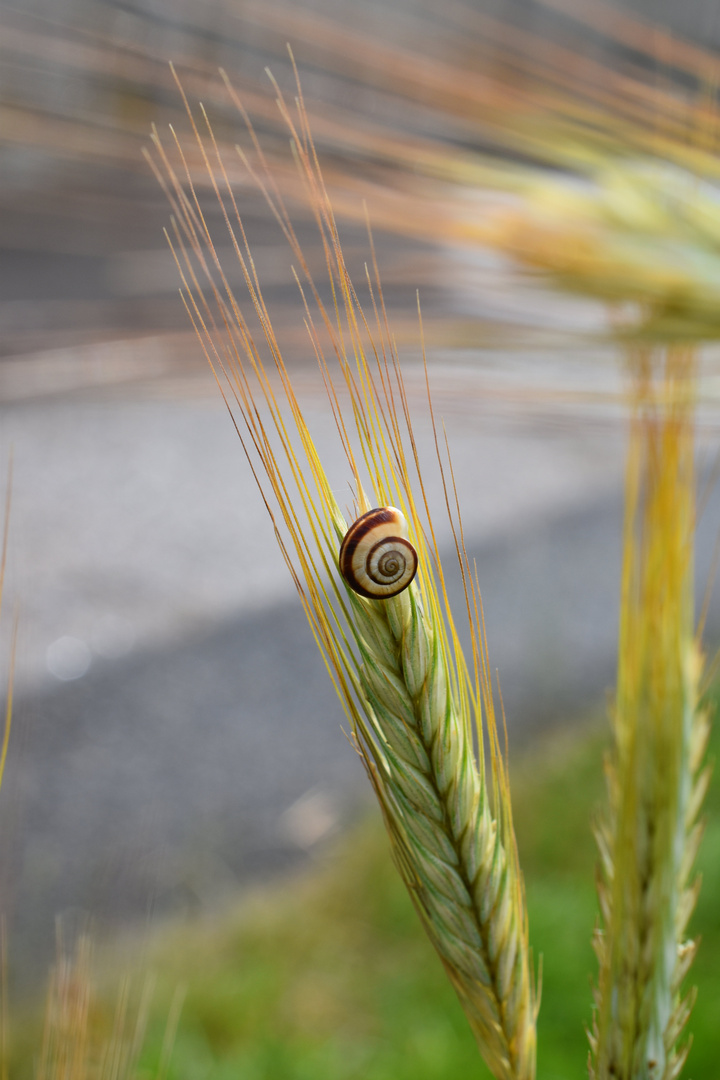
339,507 -> 400,582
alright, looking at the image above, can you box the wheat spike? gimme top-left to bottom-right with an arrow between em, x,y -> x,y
148,59 -> 536,1080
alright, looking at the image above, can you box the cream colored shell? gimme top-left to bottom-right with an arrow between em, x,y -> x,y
339,506 -> 418,599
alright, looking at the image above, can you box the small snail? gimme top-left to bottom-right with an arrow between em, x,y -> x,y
339,506 -> 418,599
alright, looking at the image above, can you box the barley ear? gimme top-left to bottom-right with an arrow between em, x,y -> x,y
591,346 -> 708,1080
149,66 -> 537,1080
347,536 -> 536,1080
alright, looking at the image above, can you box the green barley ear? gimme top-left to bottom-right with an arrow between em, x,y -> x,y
590,346 -> 710,1080
148,61 -> 536,1080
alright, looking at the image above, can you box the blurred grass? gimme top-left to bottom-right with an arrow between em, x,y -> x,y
9,695 -> 720,1079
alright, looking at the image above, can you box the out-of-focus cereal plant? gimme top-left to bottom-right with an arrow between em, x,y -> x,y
0,488 -> 176,1077
487,164 -> 720,340
484,155 -> 720,1079
25,934 -> 182,1080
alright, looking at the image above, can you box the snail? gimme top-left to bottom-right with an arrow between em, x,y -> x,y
339,506 -> 418,599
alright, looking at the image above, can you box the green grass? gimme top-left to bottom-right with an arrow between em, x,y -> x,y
10,702 -> 720,1078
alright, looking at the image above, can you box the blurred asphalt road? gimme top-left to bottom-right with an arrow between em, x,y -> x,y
1,340 -> 720,984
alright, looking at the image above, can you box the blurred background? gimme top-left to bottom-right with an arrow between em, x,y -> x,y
1,0 -> 720,1067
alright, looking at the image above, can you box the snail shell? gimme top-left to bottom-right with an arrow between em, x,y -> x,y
339,506 -> 418,599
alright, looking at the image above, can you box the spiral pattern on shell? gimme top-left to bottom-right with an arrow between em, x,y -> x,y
339,506 -> 418,599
